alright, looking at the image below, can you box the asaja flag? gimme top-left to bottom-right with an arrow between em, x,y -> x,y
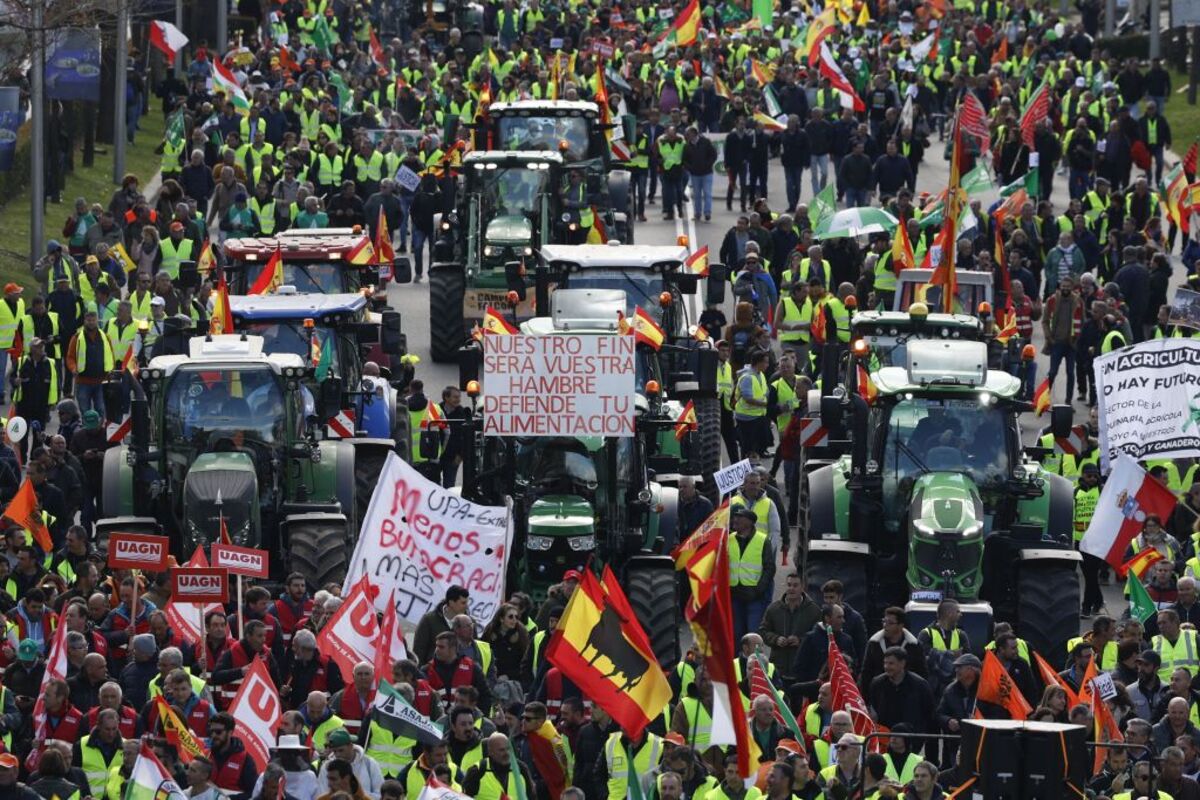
977,650 -> 1032,720
371,679 -> 445,746
1128,571 -> 1159,623
1080,454 -> 1178,569
546,567 -> 672,739
312,331 -> 333,381
249,247 -> 284,295
3,478 -> 52,551
149,21 -> 189,61
124,740 -> 188,800
809,184 -> 836,230
910,32 -> 938,62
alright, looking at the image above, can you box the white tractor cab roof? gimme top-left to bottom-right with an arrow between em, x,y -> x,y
486,99 -> 599,116
521,288 -> 627,334
462,150 -> 565,168
145,334 -> 306,377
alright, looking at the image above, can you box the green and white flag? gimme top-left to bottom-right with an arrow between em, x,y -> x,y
125,741 -> 188,800
809,183 -> 836,230
166,109 -> 186,148
1128,574 -> 1157,624
762,84 -> 783,118
999,169 -> 1039,198
961,164 -> 994,197
370,679 -> 445,746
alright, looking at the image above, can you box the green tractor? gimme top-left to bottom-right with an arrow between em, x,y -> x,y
802,325 -> 1080,658
96,334 -> 365,589
456,288 -> 684,668
429,150 -> 567,362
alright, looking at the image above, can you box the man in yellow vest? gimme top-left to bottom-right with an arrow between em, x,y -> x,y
66,309 -> 114,420
734,349 -> 772,459
1076,462 -> 1106,616
1153,610 -> 1200,682
460,733 -> 534,800
730,471 -> 781,551
918,599 -> 969,656
715,340 -> 739,462
728,506 -> 775,641
0,283 -> 25,403
774,283 -> 812,367
562,168 -> 594,245
604,726 -> 664,800
656,125 -> 686,222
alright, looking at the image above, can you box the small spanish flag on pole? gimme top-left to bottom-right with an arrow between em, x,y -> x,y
248,246 -> 284,295
674,400 -> 697,441
684,246 -> 710,276
632,306 -> 665,350
1032,378 -> 1052,416
482,306 -> 518,335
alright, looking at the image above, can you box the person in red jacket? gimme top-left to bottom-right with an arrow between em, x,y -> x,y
270,573 -> 314,649
84,681 -> 139,739
38,678 -> 83,758
281,628 -> 343,710
209,711 -> 258,800
195,610 -> 234,677
210,620 -> 280,710
425,631 -> 491,710
329,662 -> 376,740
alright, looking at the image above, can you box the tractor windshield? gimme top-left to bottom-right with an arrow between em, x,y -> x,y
476,166 -> 548,216
567,271 -> 666,318
238,323 -> 340,375
516,438 -> 599,494
163,365 -> 289,450
242,261 -> 346,294
879,396 -> 1010,496
496,116 -> 590,161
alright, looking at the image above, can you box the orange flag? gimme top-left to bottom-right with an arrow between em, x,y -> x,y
1032,649 -> 1078,706
978,650 -> 1032,720
2,478 -> 52,551
1075,654 -> 1098,708
1092,689 -> 1123,773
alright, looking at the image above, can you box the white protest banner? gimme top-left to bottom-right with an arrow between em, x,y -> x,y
482,333 -> 636,437
395,165 -> 421,192
316,575 -> 380,682
1094,339 -> 1200,470
713,458 -> 754,496
227,657 -> 280,771
345,453 -> 510,625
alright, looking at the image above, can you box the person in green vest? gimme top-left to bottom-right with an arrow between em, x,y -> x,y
656,125 -> 686,222
562,168 -> 595,244
734,349 -> 771,459
728,506 -> 775,641
460,733 -> 535,800
707,753 -> 764,800
1076,462 -> 1105,616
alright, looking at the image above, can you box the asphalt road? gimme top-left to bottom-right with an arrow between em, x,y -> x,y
383,141 -> 1144,636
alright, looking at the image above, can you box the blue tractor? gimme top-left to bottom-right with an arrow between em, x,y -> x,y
228,291 -> 413,523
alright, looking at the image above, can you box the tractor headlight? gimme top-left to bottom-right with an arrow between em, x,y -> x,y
522,246 -> 533,256
233,521 -> 252,547
484,245 -> 495,257
962,522 -> 982,539
527,535 -> 553,551
568,535 -> 595,552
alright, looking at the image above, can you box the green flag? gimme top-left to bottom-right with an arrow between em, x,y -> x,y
809,183 -> 836,230
327,72 -> 354,114
961,164 -> 994,197
754,650 -> 803,739
1128,574 -> 1156,623
752,0 -> 774,28
313,15 -> 335,54
166,110 -> 186,148
506,737 -> 530,800
314,331 -> 334,382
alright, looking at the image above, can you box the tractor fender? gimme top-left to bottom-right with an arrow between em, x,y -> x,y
1015,547 -> 1083,563
100,446 -> 134,519
93,516 -> 162,560
313,439 -> 357,519
803,464 -> 840,541
357,378 -> 394,438
806,540 -> 871,556
608,169 -> 631,214
653,484 -> 680,554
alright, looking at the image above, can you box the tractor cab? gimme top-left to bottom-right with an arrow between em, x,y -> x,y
845,307 -> 986,388
892,269 -> 993,314
461,151 -> 564,271
223,229 -> 382,298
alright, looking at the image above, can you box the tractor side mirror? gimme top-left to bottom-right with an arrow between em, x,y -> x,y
317,377 -> 343,421
820,395 -> 843,431
1050,404 -> 1073,440
706,263 -> 727,306
380,311 -> 405,356
504,261 -> 526,299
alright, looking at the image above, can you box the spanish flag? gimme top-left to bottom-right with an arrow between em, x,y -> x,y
1116,547 -> 1165,579
891,219 -> 915,273
714,75 -> 732,100
248,247 -> 284,295
346,236 -> 376,265
2,478 -> 52,552
546,567 -> 671,739
674,400 -> 697,441
995,306 -> 1018,344
526,720 -> 570,800
693,325 -> 710,343
154,696 -> 209,763
632,306 -> 665,350
750,60 -> 774,86
684,246 -> 710,277
617,311 -> 631,335
210,271 -> 234,335
421,402 -> 446,430
375,206 -> 395,267
753,112 -> 786,132
197,239 -> 216,275
482,306 -> 518,335
1032,378 -> 1051,416
856,366 -> 877,404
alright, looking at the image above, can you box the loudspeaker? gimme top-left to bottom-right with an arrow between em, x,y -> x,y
957,719 -> 1089,799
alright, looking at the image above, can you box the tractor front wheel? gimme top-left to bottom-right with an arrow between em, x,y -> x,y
627,560 -> 681,671
1017,560 -> 1080,659
429,265 -> 466,363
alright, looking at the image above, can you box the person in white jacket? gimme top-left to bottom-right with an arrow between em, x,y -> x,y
316,730 -> 384,800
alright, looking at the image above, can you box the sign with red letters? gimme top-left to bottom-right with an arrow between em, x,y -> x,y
171,568 -> 230,604
211,543 -> 270,578
108,532 -> 170,570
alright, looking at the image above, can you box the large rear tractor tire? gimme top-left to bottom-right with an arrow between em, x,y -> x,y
353,446 -> 392,526
804,551 -> 867,613
627,560 -> 681,670
1017,560 -> 1080,659
392,404 -> 412,463
429,265 -> 466,363
693,396 -> 722,506
288,521 -> 349,591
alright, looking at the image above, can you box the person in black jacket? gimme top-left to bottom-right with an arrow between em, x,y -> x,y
724,116 -> 754,212
410,173 -> 441,282
871,139 -> 913,200
804,108 -> 834,198
682,128 -> 718,222
689,77 -> 722,133
781,116 -> 810,212
748,123 -> 771,204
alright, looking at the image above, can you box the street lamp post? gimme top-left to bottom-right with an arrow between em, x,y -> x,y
113,0 -> 128,184
30,0 -> 44,265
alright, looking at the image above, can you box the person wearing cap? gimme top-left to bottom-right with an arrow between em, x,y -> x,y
34,240 -> 80,298
0,750 -> 38,800
12,336 -> 58,436
219,190 -> 260,243
728,504 -> 774,641
159,220 -> 194,281
77,255 -> 113,311
65,307 -> 114,419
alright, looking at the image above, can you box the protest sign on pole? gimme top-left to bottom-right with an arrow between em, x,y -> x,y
171,568 -> 229,604
482,333 -> 636,437
227,657 -> 281,771
1093,340 -> 1200,470
108,533 -> 170,570
316,575 -> 380,682
212,543 -> 270,640
713,458 -> 753,496
345,453 -> 509,625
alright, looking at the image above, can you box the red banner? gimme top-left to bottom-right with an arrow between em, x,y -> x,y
171,568 -> 230,604
108,532 -> 170,571
317,575 -> 380,683
211,543 -> 270,579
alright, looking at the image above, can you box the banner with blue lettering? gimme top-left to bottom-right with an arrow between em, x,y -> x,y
46,28 -> 101,102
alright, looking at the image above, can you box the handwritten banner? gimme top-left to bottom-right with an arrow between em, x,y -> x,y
344,453 -> 510,625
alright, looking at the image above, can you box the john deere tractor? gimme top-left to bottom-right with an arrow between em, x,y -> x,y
456,288 -> 683,668
96,335 -> 365,589
429,150 -> 568,362
802,323 -> 1080,658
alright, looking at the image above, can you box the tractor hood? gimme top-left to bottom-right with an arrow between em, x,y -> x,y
528,494 -> 595,537
485,214 -> 532,246
183,452 -> 259,549
910,473 -> 984,534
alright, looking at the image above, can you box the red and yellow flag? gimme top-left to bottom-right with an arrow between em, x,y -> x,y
248,247 -> 284,295
632,306 -> 665,350
978,650 -> 1032,720
891,220 -> 915,274
421,402 -> 446,430
674,400 -> 697,441
995,307 -> 1018,345
714,75 -> 732,100
210,271 -> 234,335
2,478 -> 51,552
685,246 -> 710,276
1092,688 -> 1124,774
527,720 -> 570,800
375,207 -> 395,267
546,567 -> 671,739
1117,548 -> 1165,579
1032,378 -> 1051,416
346,236 -> 376,265
857,366 -> 878,404
482,306 -> 518,335
197,239 -> 216,275
154,696 -> 209,763
928,124 -> 963,313
750,60 -> 774,86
